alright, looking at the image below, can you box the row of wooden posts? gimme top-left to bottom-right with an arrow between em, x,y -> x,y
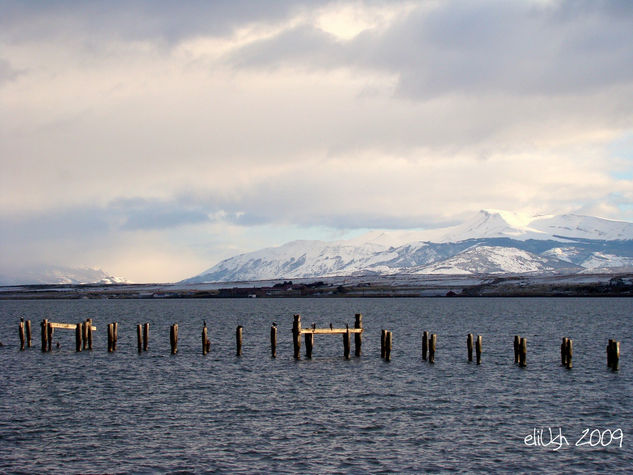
15,317 -> 622,370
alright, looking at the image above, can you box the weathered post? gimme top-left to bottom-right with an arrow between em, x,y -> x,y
143,323 -> 150,351
422,331 -> 428,360
26,319 -> 32,348
137,325 -> 143,353
608,340 -> 620,371
429,333 -> 437,364
270,325 -> 277,358
235,325 -> 242,357
112,322 -> 118,352
202,322 -> 209,355
170,324 -> 179,355
107,323 -> 113,352
381,329 -> 386,358
561,337 -> 568,366
47,323 -> 53,352
75,323 -> 82,352
292,314 -> 302,360
86,319 -> 93,350
41,319 -> 48,352
467,333 -> 473,362
385,331 -> 392,362
305,331 -> 314,359
19,319 -> 25,351
519,337 -> 527,367
354,313 -> 363,357
82,321 -> 88,350
514,335 -> 520,364
476,335 -> 482,365
343,324 -> 351,360
564,339 -> 573,369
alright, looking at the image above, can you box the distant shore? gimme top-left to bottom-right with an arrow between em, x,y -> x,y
1,273 -> 632,299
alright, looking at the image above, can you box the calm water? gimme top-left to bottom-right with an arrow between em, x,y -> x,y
0,297 -> 631,473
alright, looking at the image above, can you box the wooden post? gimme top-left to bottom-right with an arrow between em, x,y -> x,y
476,335 -> 482,365
561,337 -> 568,366
75,323 -> 82,352
343,325 -> 350,359
270,325 -> 277,358
86,319 -> 92,350
25,319 -> 32,348
41,319 -> 48,352
137,325 -> 143,353
519,337 -> 527,367
381,329 -> 386,359
608,340 -> 620,371
170,324 -> 179,355
514,335 -> 520,364
385,331 -> 392,362
143,323 -> 149,351
565,338 -> 573,369
607,339 -> 614,368
354,313 -> 362,357
202,323 -> 209,355
107,323 -> 113,352
235,325 -> 242,356
19,319 -> 25,351
292,314 -> 302,360
467,333 -> 473,362
422,331 -> 428,360
113,322 -> 118,352
47,323 -> 53,352
429,333 -> 436,364
305,332 -> 314,359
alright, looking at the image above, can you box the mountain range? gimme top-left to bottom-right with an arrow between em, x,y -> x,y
0,266 -> 127,286
184,210 -> 633,283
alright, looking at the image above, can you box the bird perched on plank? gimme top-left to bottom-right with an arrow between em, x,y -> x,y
329,323 -> 333,330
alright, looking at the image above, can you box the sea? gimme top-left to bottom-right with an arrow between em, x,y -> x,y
0,297 -> 631,473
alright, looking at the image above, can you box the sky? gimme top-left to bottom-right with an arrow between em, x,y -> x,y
1,0 -> 633,283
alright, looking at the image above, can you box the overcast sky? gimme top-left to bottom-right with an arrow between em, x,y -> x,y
1,0 -> 633,282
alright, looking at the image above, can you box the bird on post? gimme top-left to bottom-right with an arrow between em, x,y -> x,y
330,323 -> 333,330
312,322 -> 316,330
272,321 -> 277,327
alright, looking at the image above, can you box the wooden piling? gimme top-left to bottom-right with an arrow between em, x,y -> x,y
202,323 -> 209,355
519,337 -> 527,367
292,314 -> 302,360
270,325 -> 277,358
86,319 -> 92,350
25,319 -> 32,348
354,313 -> 363,357
561,337 -> 568,366
137,325 -> 143,353
305,332 -> 314,359
422,331 -> 428,360
467,333 -> 473,362
75,323 -> 82,352
113,322 -> 118,352
41,319 -> 48,352
476,335 -> 482,365
514,335 -> 520,364
608,340 -> 620,371
385,331 -> 392,362
170,324 -> 179,355
343,325 -> 351,360
107,323 -> 113,352
429,333 -> 436,364
381,329 -> 386,358
235,325 -> 242,356
82,321 -> 88,350
565,338 -> 573,369
143,323 -> 149,351
47,323 -> 53,352
19,319 -> 25,351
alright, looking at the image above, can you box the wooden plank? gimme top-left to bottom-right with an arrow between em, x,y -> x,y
300,328 -> 363,335
49,322 -> 96,331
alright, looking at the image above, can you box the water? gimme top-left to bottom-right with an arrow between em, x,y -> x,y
0,297 -> 631,473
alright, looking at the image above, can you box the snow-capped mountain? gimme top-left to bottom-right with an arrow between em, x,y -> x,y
0,266 -> 128,286
183,210 -> 633,283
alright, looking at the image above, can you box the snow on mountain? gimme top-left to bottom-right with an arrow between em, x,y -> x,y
412,246 -> 581,275
184,210 -> 633,283
0,266 -> 128,286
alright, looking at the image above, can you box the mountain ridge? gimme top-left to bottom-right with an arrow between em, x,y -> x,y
184,210 -> 633,283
